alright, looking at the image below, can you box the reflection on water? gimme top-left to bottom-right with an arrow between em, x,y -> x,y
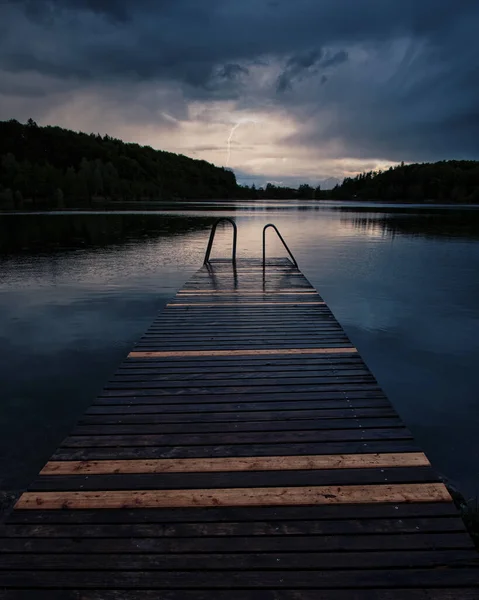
1,202 -> 479,507
0,213 -> 217,252
340,208 -> 479,240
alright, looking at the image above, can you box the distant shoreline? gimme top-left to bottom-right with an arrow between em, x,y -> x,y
1,197 -> 479,215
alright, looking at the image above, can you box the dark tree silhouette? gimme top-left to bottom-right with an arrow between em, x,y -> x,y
0,119 -> 328,208
327,161 -> 479,204
0,120 -> 238,207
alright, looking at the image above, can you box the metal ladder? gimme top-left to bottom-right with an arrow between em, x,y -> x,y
203,218 -> 298,268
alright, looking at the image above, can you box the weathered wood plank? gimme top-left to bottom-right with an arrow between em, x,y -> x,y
40,453 -> 430,475
166,300 -> 326,308
88,396 -> 390,411
1,532 -> 471,553
59,428 -> 414,447
175,287 -> 319,291
129,348 -> 358,358
3,516 -> 467,538
105,375 -> 375,389
114,365 -> 369,378
70,417 -> 403,435
97,384 -> 382,398
79,407 -> 398,424
2,568 -> 479,589
50,440 -> 422,460
7,503 -> 462,523
15,483 -> 451,509
120,358 -> 365,370
1,549 -> 476,570
30,467 -> 439,492
2,588 -> 479,600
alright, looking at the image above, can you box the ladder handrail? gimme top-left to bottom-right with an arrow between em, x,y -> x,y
262,224 -> 298,268
204,218 -> 237,266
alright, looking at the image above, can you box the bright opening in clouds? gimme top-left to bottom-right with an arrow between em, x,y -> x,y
1,0 -> 479,186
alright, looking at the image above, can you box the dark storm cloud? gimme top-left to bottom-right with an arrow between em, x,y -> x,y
277,50 -> 322,93
5,51 -> 91,79
276,49 -> 349,93
2,0 -> 479,163
2,0 -> 456,85
321,50 -> 349,69
6,0 -> 140,21
218,64 -> 250,81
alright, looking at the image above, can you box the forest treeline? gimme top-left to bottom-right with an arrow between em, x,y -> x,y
0,119 -> 238,208
0,119 -> 320,208
329,161 -> 479,203
237,182 -> 321,200
1,120 -> 479,207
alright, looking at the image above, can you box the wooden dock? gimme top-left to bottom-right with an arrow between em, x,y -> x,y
0,255 -> 478,598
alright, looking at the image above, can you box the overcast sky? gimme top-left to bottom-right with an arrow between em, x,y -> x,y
1,0 -> 479,187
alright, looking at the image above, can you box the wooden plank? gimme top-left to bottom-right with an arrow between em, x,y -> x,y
140,331 -> 345,338
149,316 -> 335,321
151,313 -> 333,317
1,532 -> 471,553
143,325 -> 341,331
105,376 -> 376,389
137,333 -> 349,341
167,301 -> 326,305
40,453 -> 430,475
129,348 -> 358,358
136,336 -> 348,343
118,356 -> 363,364
133,342 -> 353,350
177,290 -> 318,294
31,467 -> 439,492
50,441 -> 424,461
15,483 -> 451,509
146,320 -> 339,326
139,332 -> 345,338
79,408 -> 398,424
1,549 -> 476,570
144,322 -> 340,328
169,296 -> 323,300
122,356 -> 365,368
161,301 -> 328,307
59,428 -> 414,447
147,318 -> 336,324
114,365 -> 368,377
109,368 -> 370,379
2,589 -> 479,600
167,302 -> 327,306
87,401 -> 390,415
85,403 -> 393,416
149,311 -> 334,317
133,344 -> 355,352
1,517 -> 466,538
119,364 -> 365,374
7,503 -> 462,523
87,397 -> 391,412
95,386 -> 384,399
110,367 -> 369,378
71,417 -> 403,435
75,417 -> 399,430
2,568 -> 479,589
142,324 -> 342,330
132,347 -> 356,353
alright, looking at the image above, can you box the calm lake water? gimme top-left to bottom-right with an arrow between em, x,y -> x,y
1,201 -> 479,506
